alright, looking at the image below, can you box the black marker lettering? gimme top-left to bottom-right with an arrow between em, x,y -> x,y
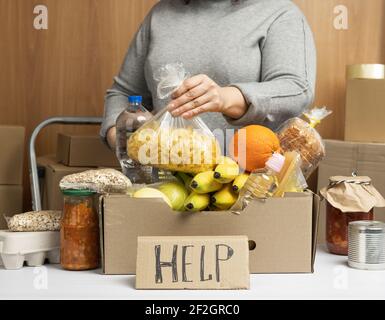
215,244 -> 234,282
155,245 -> 178,284
200,245 -> 213,281
182,245 -> 193,282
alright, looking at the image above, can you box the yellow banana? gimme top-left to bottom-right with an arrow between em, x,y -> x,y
232,173 -> 250,193
211,184 -> 238,210
213,156 -> 240,184
184,192 -> 210,212
190,171 -> 223,194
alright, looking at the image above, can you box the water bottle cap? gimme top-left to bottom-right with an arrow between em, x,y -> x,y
128,96 -> 142,104
266,153 -> 285,173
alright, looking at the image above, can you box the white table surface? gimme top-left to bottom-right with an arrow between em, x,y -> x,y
1,246 -> 384,300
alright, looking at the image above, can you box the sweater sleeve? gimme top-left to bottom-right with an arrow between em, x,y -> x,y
225,8 -> 317,130
100,14 -> 153,142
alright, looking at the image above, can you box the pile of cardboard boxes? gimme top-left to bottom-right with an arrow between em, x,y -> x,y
0,126 -> 25,229
317,72 -> 385,242
38,133 -> 119,210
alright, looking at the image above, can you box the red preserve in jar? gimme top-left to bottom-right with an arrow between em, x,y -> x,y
61,189 -> 100,270
326,202 -> 373,255
321,176 -> 385,256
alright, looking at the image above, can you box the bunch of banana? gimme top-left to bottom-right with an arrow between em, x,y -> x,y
134,157 -> 251,212
182,156 -> 251,212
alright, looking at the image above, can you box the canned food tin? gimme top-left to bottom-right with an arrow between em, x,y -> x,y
348,221 -> 385,270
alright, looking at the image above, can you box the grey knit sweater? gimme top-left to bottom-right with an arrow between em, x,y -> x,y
101,0 -> 316,140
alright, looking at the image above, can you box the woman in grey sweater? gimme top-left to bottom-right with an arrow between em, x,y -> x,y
102,0 -> 316,148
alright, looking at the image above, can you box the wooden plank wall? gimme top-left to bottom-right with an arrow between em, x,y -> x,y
0,0 -> 384,210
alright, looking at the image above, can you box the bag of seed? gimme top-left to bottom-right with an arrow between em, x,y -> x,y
6,211 -> 62,232
59,168 -> 132,194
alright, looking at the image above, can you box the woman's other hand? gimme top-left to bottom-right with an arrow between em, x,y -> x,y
106,126 -> 117,150
167,74 -> 248,120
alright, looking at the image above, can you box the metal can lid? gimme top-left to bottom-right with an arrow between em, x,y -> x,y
349,220 -> 385,232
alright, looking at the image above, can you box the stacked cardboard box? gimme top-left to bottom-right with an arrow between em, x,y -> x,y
56,133 -> 119,167
38,133 -> 119,210
0,126 -> 25,229
37,155 -> 92,210
317,78 -> 385,243
345,79 -> 385,143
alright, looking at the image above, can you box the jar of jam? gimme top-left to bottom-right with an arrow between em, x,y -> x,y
321,176 -> 385,256
326,202 -> 373,255
61,189 -> 100,270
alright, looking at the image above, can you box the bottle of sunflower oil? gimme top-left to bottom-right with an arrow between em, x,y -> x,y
244,153 -> 285,198
231,153 -> 285,213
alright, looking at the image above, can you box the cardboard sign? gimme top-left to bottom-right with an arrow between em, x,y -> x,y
136,236 -> 250,290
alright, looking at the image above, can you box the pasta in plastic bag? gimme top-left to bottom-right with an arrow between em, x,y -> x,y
127,63 -> 221,174
277,107 -> 332,178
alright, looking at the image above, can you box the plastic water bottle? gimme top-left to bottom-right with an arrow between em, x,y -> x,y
116,96 -> 153,184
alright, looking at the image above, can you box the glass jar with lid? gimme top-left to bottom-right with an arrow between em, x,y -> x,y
321,176 -> 385,255
61,189 -> 100,270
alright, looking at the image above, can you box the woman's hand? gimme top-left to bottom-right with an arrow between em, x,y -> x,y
167,74 -> 248,120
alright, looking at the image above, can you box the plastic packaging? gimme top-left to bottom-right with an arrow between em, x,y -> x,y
231,153 -> 285,213
59,168 -> 132,194
6,211 -> 61,232
116,96 -> 154,184
274,151 -> 308,197
127,63 -> 221,174
0,230 -> 60,270
277,107 -> 332,178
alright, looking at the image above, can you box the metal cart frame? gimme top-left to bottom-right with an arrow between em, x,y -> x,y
29,117 -> 103,211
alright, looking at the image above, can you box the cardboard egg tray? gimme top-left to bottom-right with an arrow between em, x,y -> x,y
0,230 -> 60,270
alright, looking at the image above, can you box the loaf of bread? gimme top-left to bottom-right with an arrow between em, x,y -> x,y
278,118 -> 325,178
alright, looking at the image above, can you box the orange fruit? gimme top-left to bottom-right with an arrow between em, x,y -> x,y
229,125 -> 281,172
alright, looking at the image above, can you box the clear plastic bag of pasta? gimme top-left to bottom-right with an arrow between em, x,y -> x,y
127,63 -> 221,174
277,107 -> 332,179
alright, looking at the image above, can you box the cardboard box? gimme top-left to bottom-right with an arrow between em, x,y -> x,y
136,236 -> 250,290
37,156 -> 94,210
0,185 -> 23,229
57,133 -> 119,167
317,140 -> 385,243
100,192 -> 319,275
345,79 -> 385,143
0,126 -> 25,185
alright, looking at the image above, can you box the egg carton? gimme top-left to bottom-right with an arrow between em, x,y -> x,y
0,230 -> 60,270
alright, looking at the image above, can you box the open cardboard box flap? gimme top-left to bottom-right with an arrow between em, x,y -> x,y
99,191 -> 320,275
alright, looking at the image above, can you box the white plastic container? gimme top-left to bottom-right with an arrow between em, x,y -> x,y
0,230 -> 60,270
